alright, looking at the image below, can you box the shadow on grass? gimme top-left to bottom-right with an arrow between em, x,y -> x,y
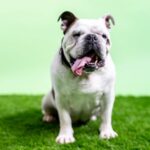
0,108 -> 102,150
0,108 -> 96,141
0,109 -> 59,140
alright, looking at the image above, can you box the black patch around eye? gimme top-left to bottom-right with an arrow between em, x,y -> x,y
73,32 -> 81,37
102,34 -> 107,39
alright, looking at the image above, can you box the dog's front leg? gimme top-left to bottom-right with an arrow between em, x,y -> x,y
56,107 -> 75,144
99,88 -> 118,139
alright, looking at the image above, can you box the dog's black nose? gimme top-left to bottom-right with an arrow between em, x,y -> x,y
85,34 -> 98,43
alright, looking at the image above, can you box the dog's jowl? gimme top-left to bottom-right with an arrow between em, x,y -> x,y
42,11 -> 118,144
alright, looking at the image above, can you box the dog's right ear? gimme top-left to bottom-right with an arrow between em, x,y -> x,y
58,11 -> 77,34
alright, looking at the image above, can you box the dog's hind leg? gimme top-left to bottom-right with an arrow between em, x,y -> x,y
90,107 -> 100,121
42,89 -> 58,123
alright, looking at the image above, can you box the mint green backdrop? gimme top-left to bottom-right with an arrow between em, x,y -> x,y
0,0 -> 149,95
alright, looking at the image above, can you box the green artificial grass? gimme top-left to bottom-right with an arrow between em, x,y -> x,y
0,95 -> 150,150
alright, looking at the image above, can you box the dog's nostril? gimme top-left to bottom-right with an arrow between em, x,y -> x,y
86,34 -> 98,42
93,36 -> 98,41
86,35 -> 92,40
86,36 -> 90,40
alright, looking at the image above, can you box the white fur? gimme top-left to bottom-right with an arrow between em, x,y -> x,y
42,17 -> 117,144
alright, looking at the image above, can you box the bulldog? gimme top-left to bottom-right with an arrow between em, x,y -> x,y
42,11 -> 118,144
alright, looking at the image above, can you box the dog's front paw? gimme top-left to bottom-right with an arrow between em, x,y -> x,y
56,134 -> 75,144
100,128 -> 118,139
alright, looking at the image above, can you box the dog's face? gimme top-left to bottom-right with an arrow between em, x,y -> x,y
58,11 -> 115,76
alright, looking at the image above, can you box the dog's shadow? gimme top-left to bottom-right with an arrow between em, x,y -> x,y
1,108 -> 98,143
0,109 -> 60,140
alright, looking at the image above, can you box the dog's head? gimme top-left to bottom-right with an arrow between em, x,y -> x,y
58,11 -> 115,76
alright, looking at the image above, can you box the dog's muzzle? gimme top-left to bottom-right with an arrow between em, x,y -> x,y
71,34 -> 105,76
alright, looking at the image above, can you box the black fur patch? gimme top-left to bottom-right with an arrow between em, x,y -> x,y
51,88 -> 55,100
59,47 -> 71,68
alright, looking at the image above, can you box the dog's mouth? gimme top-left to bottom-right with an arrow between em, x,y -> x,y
71,51 -> 105,76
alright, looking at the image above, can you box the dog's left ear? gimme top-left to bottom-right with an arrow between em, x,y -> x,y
58,11 -> 77,34
103,15 -> 115,29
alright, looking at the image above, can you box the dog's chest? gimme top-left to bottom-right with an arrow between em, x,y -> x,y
57,71 -> 109,121
60,88 -> 101,121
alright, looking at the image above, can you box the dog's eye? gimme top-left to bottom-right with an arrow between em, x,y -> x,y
73,32 -> 81,37
102,34 -> 107,39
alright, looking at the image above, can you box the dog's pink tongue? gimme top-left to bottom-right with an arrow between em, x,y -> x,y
71,57 -> 91,76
